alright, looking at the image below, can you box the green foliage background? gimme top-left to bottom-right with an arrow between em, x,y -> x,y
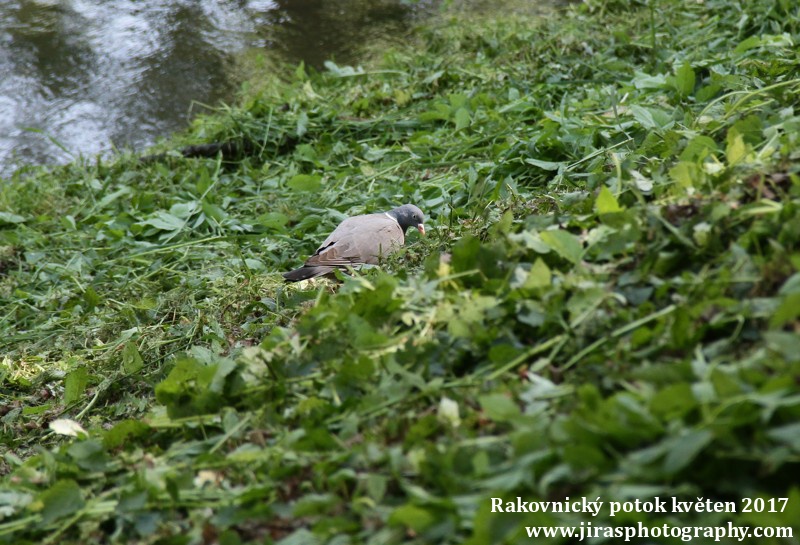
2,0 -> 800,543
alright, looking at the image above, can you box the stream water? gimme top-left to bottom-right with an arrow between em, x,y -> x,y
0,0 -> 436,178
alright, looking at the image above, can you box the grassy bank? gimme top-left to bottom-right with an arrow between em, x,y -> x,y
2,0 -> 800,543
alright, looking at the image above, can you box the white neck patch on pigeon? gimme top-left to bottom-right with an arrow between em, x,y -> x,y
385,212 -> 399,225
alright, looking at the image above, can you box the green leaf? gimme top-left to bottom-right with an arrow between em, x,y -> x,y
539,230 -> 583,264
64,367 -> 89,405
524,157 -> 564,171
287,174 -> 322,192
680,135 -> 718,161
155,355 -> 241,417
664,429 -> 713,473
292,493 -> 337,517
258,212 -> 289,230
479,393 -> 520,422
201,200 -> 227,222
83,286 -> 101,311
0,211 -> 26,225
770,293 -> 800,328
448,93 -> 469,109
296,111 -> 309,138
725,133 -> 747,165
276,529 -> 319,545
595,186 -> 623,215
419,102 -> 452,122
669,161 -> 703,189
524,258 -> 552,289
632,71 -> 667,89
122,342 -> 144,374
394,88 -> 411,106
103,420 -> 151,450
347,314 -> 389,349
629,105 -> 673,130
138,211 -> 185,231
454,107 -> 471,130
389,504 -> 436,532
38,480 -> 85,525
730,115 -> 764,145
650,383 -> 696,420
0,490 -> 33,519
517,300 -> 545,327
672,62 -> 695,96
734,35 -> 762,55
767,422 -> 800,451
94,186 -> 132,211
780,273 -> 800,295
764,332 -> 800,362
294,143 -> 317,162
68,439 -> 108,472
166,201 -> 197,219
451,235 -> 481,272
365,474 -> 388,501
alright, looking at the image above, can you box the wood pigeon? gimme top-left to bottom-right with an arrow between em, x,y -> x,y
283,204 -> 425,282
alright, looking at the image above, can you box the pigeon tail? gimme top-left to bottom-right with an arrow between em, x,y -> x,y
282,265 -> 336,282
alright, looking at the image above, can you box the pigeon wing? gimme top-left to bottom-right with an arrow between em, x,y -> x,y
307,213 -> 404,267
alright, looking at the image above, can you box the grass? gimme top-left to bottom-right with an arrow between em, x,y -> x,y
2,0 -> 800,543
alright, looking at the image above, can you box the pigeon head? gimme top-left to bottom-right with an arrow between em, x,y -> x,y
389,204 -> 425,235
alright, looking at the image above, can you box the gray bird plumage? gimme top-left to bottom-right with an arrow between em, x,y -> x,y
283,204 -> 425,282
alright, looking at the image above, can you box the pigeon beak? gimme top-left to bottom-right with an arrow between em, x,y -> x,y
417,224 -> 426,236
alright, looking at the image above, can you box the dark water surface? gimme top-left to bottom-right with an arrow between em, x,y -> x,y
0,0 -> 436,177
